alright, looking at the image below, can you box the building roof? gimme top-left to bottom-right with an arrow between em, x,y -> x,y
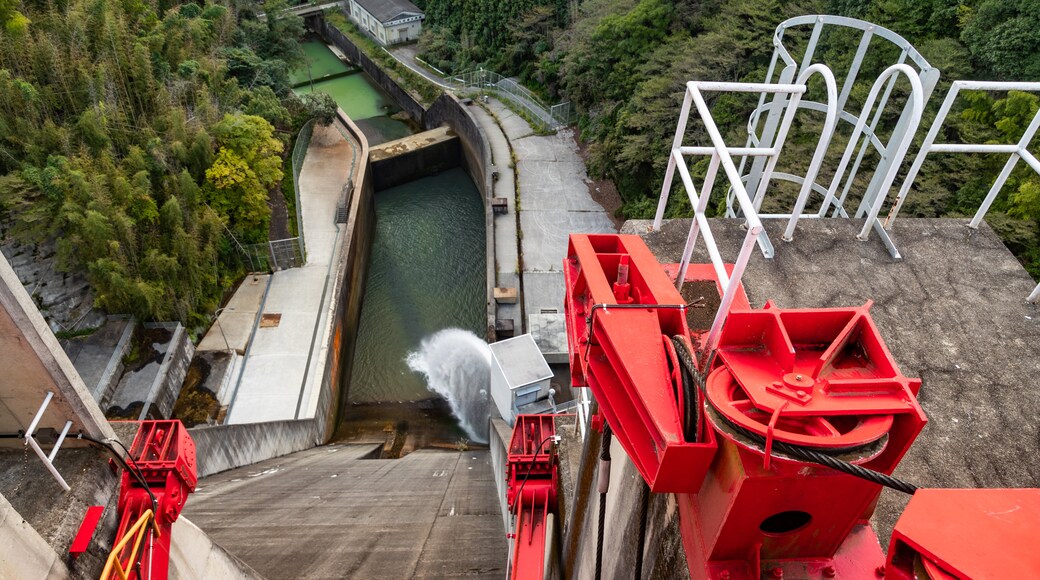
353,0 -> 424,24
489,334 -> 552,389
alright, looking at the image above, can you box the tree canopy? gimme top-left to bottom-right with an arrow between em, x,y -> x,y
417,0 -> 1040,277
0,0 -> 320,324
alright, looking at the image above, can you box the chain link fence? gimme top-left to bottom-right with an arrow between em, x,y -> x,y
448,69 -> 574,132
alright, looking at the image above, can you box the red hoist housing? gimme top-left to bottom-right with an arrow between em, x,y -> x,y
505,415 -> 560,580
563,233 -> 987,578
113,420 -> 198,580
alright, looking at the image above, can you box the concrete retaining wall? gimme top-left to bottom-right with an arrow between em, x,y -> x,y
426,94 -> 493,198
141,323 -> 194,420
94,319 -> 134,404
188,419 -> 320,478
170,517 -> 266,579
370,134 -> 461,191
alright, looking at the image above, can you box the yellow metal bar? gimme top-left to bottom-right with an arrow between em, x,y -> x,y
100,509 -> 161,580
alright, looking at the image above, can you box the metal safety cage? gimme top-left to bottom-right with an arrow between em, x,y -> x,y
733,15 -> 939,258
888,80 -> 1040,302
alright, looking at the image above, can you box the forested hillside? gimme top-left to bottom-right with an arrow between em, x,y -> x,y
0,0 -> 332,325
418,0 -> 1040,277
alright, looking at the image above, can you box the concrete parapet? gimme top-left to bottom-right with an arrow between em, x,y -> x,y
0,492 -> 71,579
190,419 -> 321,478
169,517 -> 266,579
489,417 -> 511,533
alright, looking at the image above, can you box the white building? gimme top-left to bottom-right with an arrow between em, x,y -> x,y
346,0 -> 425,47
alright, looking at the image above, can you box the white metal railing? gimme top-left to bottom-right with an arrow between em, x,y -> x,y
890,80 -> 1040,302
450,69 -> 572,131
25,392 -> 73,491
654,65 -> 837,259
655,80 -> 790,356
730,15 -> 939,259
825,64 -> 924,255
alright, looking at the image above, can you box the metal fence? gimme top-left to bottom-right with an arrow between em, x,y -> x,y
292,119 -> 314,256
235,118 -> 314,272
448,69 -> 574,132
242,237 -> 304,271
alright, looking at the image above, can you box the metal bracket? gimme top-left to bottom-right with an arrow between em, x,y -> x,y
25,392 -> 73,492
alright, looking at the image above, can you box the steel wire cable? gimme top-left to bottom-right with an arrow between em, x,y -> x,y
669,336 -> 919,495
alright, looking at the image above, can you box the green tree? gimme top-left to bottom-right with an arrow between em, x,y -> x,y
204,113 -> 282,241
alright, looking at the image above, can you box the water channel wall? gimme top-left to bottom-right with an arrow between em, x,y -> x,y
369,132 -> 461,192
139,322 -> 194,420
190,111 -> 374,478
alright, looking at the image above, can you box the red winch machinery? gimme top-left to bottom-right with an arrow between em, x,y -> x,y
506,414 -> 561,580
528,232 -> 1040,579
103,420 -> 198,580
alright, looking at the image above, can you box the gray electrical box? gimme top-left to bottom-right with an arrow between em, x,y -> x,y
489,334 -> 553,426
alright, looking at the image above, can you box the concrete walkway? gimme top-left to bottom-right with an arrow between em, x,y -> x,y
223,123 -> 358,424
470,98 -> 615,359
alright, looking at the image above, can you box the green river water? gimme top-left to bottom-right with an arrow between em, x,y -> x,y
293,40 -> 412,144
346,168 -> 487,404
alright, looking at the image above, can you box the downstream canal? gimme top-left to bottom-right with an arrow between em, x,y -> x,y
291,38 -> 488,442
347,169 -> 486,404
293,40 -> 413,145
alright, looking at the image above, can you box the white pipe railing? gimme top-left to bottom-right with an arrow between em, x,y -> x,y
822,64 -> 924,244
654,66 -> 837,258
889,79 -> 1040,303
655,78 -> 817,355
890,80 -> 1040,229
24,392 -> 73,492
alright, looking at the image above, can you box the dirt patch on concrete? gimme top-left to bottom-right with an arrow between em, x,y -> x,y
681,280 -> 721,333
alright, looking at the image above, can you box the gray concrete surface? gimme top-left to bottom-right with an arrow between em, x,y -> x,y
64,317 -> 134,403
625,217 -> 1040,547
471,98 -> 614,358
0,491 -> 71,579
468,101 -> 523,328
226,121 -> 358,424
169,517 -> 266,580
197,275 -> 269,354
185,444 -> 507,579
